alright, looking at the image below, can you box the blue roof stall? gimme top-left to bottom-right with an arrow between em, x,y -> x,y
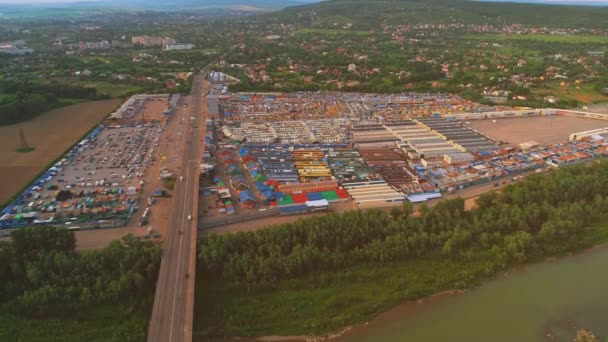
238,147 -> 249,157
306,192 -> 324,201
238,190 -> 257,207
260,189 -> 274,200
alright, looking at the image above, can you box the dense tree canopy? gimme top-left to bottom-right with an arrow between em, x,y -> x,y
199,160 -> 608,285
0,227 -> 162,316
0,81 -> 106,125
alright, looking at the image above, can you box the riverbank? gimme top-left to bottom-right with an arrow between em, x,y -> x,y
335,236 -> 608,342
194,161 -> 608,340
197,221 -> 608,341
195,255 -> 492,339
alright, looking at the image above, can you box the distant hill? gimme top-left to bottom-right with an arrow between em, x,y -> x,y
0,0 -> 323,19
261,0 -> 608,28
476,0 -> 608,6
92,0 -> 322,11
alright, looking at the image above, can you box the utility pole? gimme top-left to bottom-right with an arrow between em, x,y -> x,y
19,128 -> 30,150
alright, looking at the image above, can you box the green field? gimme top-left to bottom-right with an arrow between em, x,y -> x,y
57,98 -> 88,106
495,45 -> 542,57
465,33 -> 608,45
0,305 -> 149,342
296,28 -> 371,36
533,81 -> 608,104
312,15 -> 355,27
69,81 -> 143,98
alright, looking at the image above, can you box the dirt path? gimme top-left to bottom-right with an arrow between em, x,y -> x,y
0,99 -> 121,204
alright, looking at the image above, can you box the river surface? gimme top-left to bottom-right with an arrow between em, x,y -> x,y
338,246 -> 608,342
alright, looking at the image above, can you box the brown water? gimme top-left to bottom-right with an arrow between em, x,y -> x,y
338,247 -> 608,342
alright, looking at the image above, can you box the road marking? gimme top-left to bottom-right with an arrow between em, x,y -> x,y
168,86 -> 200,341
148,76 -> 206,342
168,150 -> 191,341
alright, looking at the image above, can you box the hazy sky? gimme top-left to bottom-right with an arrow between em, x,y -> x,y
0,0 -> 98,3
0,0 -> 606,4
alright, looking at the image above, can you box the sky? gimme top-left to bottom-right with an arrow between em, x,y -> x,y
0,0 -> 606,4
0,0 -> 97,3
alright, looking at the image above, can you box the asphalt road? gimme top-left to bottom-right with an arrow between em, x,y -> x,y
148,73 -> 207,342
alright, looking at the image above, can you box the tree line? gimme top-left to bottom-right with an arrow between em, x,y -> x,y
199,160 -> 608,285
0,81 -> 107,125
0,227 -> 162,316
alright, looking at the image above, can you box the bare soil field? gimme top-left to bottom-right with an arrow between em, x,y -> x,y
134,99 -> 169,122
0,99 -> 121,205
469,116 -> 608,146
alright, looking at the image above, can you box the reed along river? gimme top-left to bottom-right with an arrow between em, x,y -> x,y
338,246 -> 608,342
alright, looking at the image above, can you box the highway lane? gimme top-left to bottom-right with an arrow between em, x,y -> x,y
148,73 -> 206,342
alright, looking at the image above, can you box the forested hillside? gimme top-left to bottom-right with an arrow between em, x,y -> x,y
265,0 -> 608,28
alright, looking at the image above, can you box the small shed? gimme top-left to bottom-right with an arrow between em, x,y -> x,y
305,199 -> 329,211
238,190 -> 257,209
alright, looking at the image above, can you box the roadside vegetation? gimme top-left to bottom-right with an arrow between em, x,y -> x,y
0,227 -> 162,341
162,175 -> 178,191
15,147 -> 36,153
195,160 -> 608,338
0,81 -> 105,126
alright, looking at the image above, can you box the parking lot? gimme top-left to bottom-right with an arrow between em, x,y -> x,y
17,123 -> 162,228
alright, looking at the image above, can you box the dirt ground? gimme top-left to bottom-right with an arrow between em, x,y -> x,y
204,200 -> 357,235
137,99 -> 169,121
469,116 -> 608,146
0,99 -> 121,205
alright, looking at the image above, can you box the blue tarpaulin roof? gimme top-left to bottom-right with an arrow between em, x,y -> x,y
238,190 -> 256,203
231,175 -> 247,185
257,184 -> 271,191
260,189 -> 274,199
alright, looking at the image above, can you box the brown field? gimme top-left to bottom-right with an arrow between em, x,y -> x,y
469,116 -> 608,146
0,99 -> 121,204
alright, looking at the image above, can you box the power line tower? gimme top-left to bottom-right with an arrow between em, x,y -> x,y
19,128 -> 30,150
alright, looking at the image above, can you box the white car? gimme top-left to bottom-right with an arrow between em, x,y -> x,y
187,215 -> 192,221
